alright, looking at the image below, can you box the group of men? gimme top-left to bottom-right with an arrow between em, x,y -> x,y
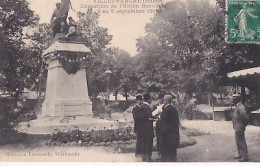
132,93 -> 180,162
131,92 -> 251,162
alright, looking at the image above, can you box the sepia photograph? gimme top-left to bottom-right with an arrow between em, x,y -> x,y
0,0 -> 260,163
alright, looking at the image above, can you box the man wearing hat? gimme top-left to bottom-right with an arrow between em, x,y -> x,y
160,95 -> 180,162
132,94 -> 143,157
139,93 -> 155,162
232,94 -> 249,162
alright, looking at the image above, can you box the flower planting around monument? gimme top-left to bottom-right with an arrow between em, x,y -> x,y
47,127 -> 136,147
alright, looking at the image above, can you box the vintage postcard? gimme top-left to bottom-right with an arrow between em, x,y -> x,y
0,0 -> 260,163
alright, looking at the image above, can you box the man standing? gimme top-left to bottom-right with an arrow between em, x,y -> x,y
153,95 -> 164,155
132,94 -> 143,157
139,93 -> 154,162
160,95 -> 180,162
232,94 -> 249,162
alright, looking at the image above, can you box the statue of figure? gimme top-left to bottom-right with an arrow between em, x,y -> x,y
50,0 -> 74,38
59,0 -> 73,23
60,20 -> 69,34
51,3 -> 61,38
234,3 -> 258,40
65,17 -> 77,38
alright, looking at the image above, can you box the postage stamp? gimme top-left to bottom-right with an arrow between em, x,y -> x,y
226,0 -> 260,43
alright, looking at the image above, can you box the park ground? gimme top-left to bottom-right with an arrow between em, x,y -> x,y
0,120 -> 259,162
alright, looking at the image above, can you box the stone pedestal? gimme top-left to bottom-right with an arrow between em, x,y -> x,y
40,40 -> 92,118
41,59 -> 92,117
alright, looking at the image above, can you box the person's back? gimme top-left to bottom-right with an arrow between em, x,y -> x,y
232,102 -> 249,131
161,104 -> 179,132
132,98 -> 143,157
232,97 -> 249,162
139,103 -> 154,138
132,104 -> 142,133
139,93 -> 154,162
160,95 -> 180,162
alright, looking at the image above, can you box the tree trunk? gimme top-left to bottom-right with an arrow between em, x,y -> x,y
207,92 -> 211,106
115,90 -> 118,101
208,92 -> 213,106
14,92 -> 19,107
241,85 -> 246,104
125,90 -> 128,101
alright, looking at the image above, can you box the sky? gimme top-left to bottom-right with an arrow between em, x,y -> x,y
27,0 -> 165,56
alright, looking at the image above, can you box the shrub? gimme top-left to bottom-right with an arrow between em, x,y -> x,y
49,127 -> 136,146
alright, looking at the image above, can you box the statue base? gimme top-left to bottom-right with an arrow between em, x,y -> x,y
40,40 -> 93,117
17,116 -> 119,135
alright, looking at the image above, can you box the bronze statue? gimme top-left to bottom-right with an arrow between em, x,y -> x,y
59,0 -> 73,23
51,3 -> 61,37
50,0 -> 74,38
65,17 -> 77,38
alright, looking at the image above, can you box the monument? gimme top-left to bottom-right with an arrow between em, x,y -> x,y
17,1 -> 118,134
17,39 -> 118,134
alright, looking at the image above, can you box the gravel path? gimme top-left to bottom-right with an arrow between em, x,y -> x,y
1,120 -> 259,162
178,120 -> 260,162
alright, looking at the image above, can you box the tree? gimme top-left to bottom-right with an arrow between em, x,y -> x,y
77,9 -> 113,98
101,47 -> 134,101
0,0 -> 39,102
136,0 -> 260,97
136,0 -> 208,95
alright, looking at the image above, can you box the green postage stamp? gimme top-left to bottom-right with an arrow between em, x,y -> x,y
226,0 -> 260,43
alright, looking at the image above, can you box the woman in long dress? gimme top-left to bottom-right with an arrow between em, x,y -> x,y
235,3 -> 258,40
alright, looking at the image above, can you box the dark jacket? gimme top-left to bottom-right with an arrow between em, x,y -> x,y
232,102 -> 249,131
133,102 -> 154,138
132,104 -> 142,133
161,104 -> 180,148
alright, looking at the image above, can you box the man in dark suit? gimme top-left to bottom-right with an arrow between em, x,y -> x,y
232,94 -> 249,162
153,94 -> 164,156
160,95 -> 180,162
139,93 -> 154,162
132,94 -> 143,157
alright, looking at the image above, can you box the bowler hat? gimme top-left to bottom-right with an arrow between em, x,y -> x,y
143,93 -> 151,101
135,94 -> 143,101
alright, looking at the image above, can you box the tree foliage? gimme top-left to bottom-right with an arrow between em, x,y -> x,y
136,0 -> 260,96
77,9 -> 113,98
0,0 -> 39,100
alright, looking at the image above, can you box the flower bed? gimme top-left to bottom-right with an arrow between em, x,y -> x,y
47,127 -> 136,146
